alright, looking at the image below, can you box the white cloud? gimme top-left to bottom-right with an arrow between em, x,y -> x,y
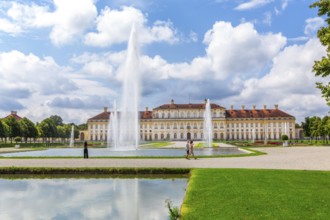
235,0 -> 273,11
84,6 -> 178,47
281,0 -> 289,10
236,38 -> 328,122
263,11 -> 272,25
203,21 -> 286,79
304,17 -> 325,36
1,0 -> 97,45
0,18 -> 22,35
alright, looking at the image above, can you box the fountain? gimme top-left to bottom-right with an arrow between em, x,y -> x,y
108,100 -> 119,149
69,125 -> 74,147
109,25 -> 140,150
203,99 -> 213,148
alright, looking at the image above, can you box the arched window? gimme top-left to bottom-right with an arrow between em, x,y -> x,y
161,133 -> 164,139
174,133 -> 177,139
155,134 -> 158,140
166,133 -> 170,139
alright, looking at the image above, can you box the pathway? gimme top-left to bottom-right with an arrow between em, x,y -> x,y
0,147 -> 330,170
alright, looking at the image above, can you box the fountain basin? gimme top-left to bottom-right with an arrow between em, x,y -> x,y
0,147 -> 246,157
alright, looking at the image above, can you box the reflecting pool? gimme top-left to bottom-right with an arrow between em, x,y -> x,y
0,177 -> 187,220
0,147 -> 245,157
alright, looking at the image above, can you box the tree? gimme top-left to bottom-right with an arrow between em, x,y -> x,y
78,123 -> 88,130
0,120 -> 7,142
37,118 -> 58,142
49,115 -> 64,126
2,116 -> 21,143
19,117 -> 38,143
302,117 -> 311,138
310,1 -> 330,105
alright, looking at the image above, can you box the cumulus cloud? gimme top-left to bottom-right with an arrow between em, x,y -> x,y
304,17 -> 325,36
235,0 -> 274,11
0,0 -> 97,45
84,6 -> 178,47
203,21 -> 286,79
0,50 -> 78,117
236,38 -> 328,121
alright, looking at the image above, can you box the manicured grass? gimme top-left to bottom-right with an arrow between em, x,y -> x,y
139,141 -> 174,148
195,142 -> 219,148
181,169 -> 330,220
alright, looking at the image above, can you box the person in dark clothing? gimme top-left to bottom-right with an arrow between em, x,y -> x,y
84,141 -> 89,159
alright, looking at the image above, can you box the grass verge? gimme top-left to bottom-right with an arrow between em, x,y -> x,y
181,168 -> 330,220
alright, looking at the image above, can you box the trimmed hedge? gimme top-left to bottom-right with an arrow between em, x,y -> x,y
0,167 -> 191,175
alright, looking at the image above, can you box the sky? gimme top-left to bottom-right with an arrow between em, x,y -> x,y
0,0 -> 328,124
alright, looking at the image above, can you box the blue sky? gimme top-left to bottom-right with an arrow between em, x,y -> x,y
0,0 -> 328,124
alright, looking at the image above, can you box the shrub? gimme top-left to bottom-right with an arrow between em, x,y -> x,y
281,135 -> 289,141
166,199 -> 180,220
14,137 -> 22,143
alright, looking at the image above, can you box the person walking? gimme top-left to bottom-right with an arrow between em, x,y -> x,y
190,140 -> 197,160
185,140 -> 190,159
83,141 -> 89,159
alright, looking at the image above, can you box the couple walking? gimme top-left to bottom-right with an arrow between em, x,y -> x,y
185,140 -> 197,160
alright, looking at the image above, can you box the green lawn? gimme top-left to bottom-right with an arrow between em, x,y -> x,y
181,169 -> 330,220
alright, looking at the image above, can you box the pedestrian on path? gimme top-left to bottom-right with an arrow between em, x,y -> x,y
185,140 -> 190,159
83,141 -> 89,159
190,140 -> 197,160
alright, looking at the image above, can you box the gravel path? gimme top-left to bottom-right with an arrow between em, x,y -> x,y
0,147 -> 330,170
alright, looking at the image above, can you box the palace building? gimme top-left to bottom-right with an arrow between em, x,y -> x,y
84,99 -> 296,141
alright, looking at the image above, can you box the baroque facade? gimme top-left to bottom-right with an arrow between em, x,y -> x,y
85,100 -> 296,141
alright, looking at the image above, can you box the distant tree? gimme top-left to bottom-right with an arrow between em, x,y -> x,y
0,120 -> 7,142
310,116 -> 322,141
302,117 -> 311,138
310,1 -> 330,105
281,134 -> 289,141
2,116 -> 21,143
78,123 -> 88,130
37,118 -> 58,142
19,117 -> 38,143
49,115 -> 64,126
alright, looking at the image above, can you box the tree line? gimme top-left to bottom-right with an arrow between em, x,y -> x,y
302,116 -> 330,143
0,115 -> 86,143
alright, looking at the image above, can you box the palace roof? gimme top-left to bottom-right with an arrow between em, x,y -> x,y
154,102 -> 225,110
88,110 -> 153,121
3,111 -> 22,121
225,108 -> 294,119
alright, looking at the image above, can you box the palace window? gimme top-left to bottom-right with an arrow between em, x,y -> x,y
161,123 -> 164,129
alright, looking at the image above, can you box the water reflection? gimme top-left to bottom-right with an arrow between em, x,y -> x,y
0,178 -> 187,220
0,147 -> 245,157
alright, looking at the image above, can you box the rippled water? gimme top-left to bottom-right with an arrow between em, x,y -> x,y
0,177 -> 187,220
0,147 -> 245,157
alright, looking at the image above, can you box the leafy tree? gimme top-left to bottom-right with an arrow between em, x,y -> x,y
78,123 -> 88,130
302,117 -> 311,138
281,134 -> 289,141
0,120 -> 7,142
37,118 -> 58,142
19,117 -> 38,143
310,116 -> 322,142
49,115 -> 64,126
310,1 -> 330,105
2,116 -> 21,143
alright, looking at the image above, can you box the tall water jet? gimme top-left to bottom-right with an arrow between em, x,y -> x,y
108,100 -> 119,149
111,25 -> 140,149
203,99 -> 213,148
69,125 -> 74,147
